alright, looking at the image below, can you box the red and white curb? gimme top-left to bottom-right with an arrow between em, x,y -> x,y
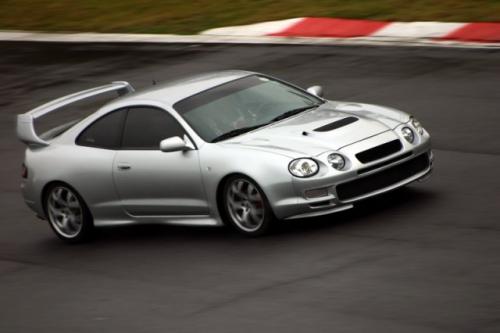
202,17 -> 500,43
1,17 -> 500,49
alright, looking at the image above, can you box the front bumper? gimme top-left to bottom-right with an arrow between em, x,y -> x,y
272,129 -> 433,220
279,150 -> 432,220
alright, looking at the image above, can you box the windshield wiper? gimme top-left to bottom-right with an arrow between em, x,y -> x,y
269,103 -> 322,123
211,103 -> 324,143
211,124 -> 264,143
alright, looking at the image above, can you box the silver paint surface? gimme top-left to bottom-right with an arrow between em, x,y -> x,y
18,71 -> 432,227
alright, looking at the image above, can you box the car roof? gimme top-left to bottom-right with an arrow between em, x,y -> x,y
110,70 -> 254,108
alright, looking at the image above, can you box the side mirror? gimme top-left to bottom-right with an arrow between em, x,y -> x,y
307,85 -> 324,98
159,136 -> 193,152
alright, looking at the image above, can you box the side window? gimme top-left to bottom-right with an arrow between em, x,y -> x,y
121,107 -> 186,150
76,109 -> 127,149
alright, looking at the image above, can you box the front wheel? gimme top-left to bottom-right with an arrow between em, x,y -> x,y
222,176 -> 275,236
44,184 -> 94,243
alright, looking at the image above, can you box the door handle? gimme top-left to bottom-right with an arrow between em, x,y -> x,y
117,164 -> 131,170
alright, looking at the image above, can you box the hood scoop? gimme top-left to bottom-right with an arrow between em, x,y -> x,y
314,116 -> 358,132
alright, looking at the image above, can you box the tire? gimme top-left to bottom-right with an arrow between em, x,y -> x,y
44,183 -> 94,243
221,175 -> 275,236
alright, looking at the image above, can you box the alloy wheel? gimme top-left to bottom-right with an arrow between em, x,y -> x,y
226,178 -> 265,232
47,186 -> 83,238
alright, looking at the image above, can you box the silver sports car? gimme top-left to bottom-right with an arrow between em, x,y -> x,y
17,71 -> 432,241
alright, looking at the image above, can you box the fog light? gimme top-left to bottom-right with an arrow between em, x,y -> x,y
401,127 -> 415,143
305,187 -> 329,199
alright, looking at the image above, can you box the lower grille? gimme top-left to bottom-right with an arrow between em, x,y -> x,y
336,153 -> 430,201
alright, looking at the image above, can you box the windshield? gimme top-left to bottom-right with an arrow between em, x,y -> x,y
173,75 -> 323,142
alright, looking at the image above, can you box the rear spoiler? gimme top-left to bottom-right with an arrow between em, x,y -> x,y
16,81 -> 134,146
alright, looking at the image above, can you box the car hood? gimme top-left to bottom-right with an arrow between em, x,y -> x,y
223,101 -> 409,157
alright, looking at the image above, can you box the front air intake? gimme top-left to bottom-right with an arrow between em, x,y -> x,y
336,153 -> 430,201
355,139 -> 402,163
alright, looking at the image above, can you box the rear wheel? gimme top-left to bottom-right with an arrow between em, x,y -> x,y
222,176 -> 274,236
45,184 -> 93,243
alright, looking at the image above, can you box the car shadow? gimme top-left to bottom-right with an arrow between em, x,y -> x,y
53,186 -> 436,245
275,186 -> 438,237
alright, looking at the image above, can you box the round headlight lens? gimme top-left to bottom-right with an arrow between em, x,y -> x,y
327,153 -> 346,170
401,127 -> 415,143
289,158 -> 319,178
411,117 -> 424,135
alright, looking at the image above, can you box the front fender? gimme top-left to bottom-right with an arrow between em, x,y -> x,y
199,144 -> 295,221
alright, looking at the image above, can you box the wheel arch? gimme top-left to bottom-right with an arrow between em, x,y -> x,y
216,172 -> 249,223
215,172 -> 276,225
41,180 -> 93,220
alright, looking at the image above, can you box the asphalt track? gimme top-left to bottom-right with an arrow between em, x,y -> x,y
0,42 -> 499,332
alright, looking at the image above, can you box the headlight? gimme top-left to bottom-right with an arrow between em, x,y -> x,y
289,158 -> 319,178
401,127 -> 415,143
411,117 -> 424,135
327,153 -> 345,170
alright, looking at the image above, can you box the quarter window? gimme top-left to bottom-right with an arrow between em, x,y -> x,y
76,109 -> 127,149
121,107 -> 186,150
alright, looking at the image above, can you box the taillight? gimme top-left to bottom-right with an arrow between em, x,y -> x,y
22,163 -> 28,179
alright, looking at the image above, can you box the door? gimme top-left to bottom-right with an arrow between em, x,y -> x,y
75,108 -> 128,219
113,106 -> 208,216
